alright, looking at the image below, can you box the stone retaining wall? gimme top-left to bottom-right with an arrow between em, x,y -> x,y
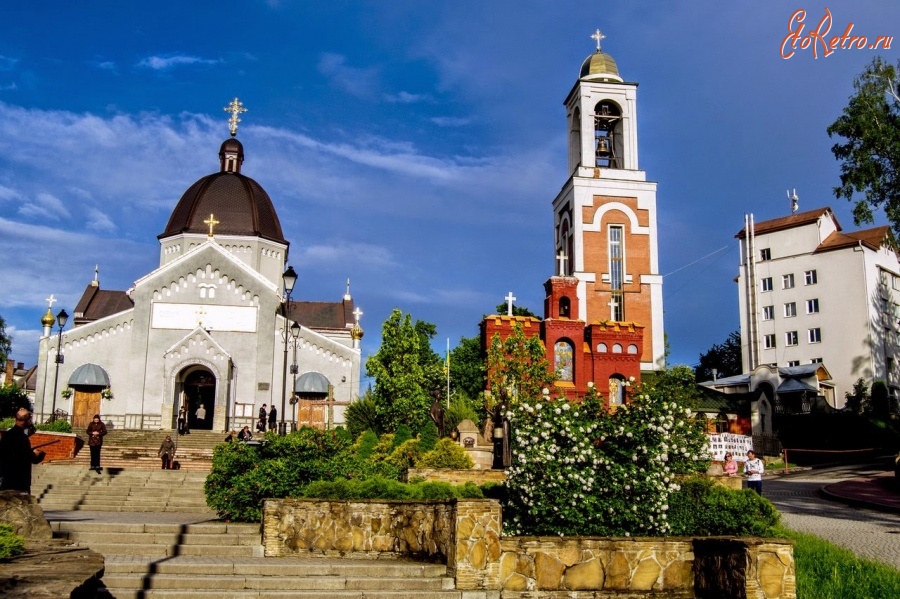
262,498 -> 795,598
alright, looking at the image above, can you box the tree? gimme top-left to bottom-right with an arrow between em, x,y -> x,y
0,383 -> 30,419
643,365 -> 710,409
694,330 -> 743,382
0,314 -> 11,368
828,57 -> 900,234
448,335 -> 486,402
365,309 -> 436,432
413,320 -> 445,399
486,324 -> 556,405
493,302 -> 537,318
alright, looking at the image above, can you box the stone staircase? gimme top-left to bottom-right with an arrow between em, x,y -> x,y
33,464 -> 214,514
39,463 -> 467,598
67,429 -> 226,471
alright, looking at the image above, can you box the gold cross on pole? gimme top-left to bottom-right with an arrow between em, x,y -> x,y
204,213 -> 220,237
223,97 -> 248,137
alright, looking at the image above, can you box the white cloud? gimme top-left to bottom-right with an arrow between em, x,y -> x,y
317,53 -> 380,98
92,60 -> 117,72
18,192 -> 71,220
430,116 -> 472,127
298,241 -> 397,270
5,325 -> 41,365
384,91 -> 429,104
86,207 -> 116,232
137,54 -> 221,71
0,185 -> 19,201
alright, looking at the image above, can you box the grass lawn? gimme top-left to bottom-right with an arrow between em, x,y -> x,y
775,526 -> 900,598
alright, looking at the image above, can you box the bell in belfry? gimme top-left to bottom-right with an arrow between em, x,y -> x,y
596,137 -> 611,157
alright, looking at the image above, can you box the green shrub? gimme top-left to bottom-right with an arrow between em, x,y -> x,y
345,393 -> 380,438
205,426 -> 359,521
480,481 -> 508,503
445,395 -> 481,433
417,438 -> 474,469
0,524 -> 25,558
36,419 -> 72,433
0,384 -> 30,420
392,424 -> 413,449
504,387 -> 711,537
386,438 -> 420,470
301,476 -> 483,500
355,430 -> 379,461
0,417 -> 13,429
418,420 -> 439,452
668,477 -> 780,536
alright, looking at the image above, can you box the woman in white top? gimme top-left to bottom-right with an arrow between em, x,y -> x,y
744,450 -> 764,495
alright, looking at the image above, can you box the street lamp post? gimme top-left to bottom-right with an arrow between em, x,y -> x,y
50,309 -> 69,422
280,266 -> 298,436
290,321 -> 301,432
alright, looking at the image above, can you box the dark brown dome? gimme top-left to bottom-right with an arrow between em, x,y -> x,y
159,140 -> 287,245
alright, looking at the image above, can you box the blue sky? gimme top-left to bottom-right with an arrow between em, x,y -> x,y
1,1 -> 898,384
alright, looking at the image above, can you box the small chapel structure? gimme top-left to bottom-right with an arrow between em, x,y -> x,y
481,29 -> 662,403
33,99 -> 363,432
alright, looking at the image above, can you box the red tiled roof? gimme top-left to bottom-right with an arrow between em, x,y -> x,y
289,299 -> 354,330
814,225 -> 893,253
73,284 -> 134,326
735,207 -> 837,239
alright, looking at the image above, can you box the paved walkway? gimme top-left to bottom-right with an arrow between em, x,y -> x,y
767,465 -> 900,569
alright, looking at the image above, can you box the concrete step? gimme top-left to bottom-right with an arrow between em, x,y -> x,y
86,542 -> 263,558
101,573 -> 453,591
56,531 -> 262,546
52,521 -> 259,535
97,591 -> 462,599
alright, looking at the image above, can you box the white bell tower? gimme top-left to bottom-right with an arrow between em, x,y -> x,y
553,29 -> 665,371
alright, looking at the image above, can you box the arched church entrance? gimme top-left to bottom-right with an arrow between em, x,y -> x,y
178,367 -> 216,431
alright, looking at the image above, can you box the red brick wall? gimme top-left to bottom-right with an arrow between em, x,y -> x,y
30,431 -> 84,462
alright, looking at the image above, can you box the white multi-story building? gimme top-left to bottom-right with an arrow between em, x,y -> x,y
736,206 -> 900,408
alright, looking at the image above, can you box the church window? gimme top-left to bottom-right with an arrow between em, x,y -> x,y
569,108 -> 581,172
627,344 -> 638,354
559,297 -> 571,317
609,224 -> 625,321
597,343 -> 608,353
715,413 -> 729,433
612,343 -> 623,354
608,375 -> 626,405
554,340 -> 574,382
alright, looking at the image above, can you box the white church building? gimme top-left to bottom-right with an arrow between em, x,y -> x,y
33,103 -> 364,431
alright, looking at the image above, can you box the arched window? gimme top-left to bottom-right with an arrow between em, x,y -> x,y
612,343 -> 623,354
559,297 -> 571,318
554,340 -> 574,382
597,343 -> 608,353
627,344 -> 638,354
716,412 -> 729,433
594,101 -> 622,169
609,375 -> 626,405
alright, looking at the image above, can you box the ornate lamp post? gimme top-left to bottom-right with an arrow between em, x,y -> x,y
289,321 -> 301,432
50,308 -> 69,422
280,266 -> 298,436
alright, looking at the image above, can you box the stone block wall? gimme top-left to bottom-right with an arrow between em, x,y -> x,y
261,498 -> 795,598
262,498 -> 454,559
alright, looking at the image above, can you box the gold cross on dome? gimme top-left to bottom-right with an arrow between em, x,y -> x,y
204,213 -> 220,237
223,97 -> 248,137
591,28 -> 606,52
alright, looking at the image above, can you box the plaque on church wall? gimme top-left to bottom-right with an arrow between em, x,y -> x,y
258,383 -> 270,391
151,302 -> 258,332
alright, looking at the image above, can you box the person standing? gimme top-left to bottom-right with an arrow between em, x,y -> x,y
177,405 -> 188,436
158,435 -> 176,470
195,404 -> 206,427
744,450 -> 764,495
258,404 -> 267,432
86,414 -> 107,473
0,409 -> 45,493
723,453 -> 738,476
268,406 -> 277,431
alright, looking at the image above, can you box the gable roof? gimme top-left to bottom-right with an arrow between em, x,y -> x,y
735,207 -> 837,239
73,284 -> 135,326
289,299 -> 354,330
814,225 -> 894,254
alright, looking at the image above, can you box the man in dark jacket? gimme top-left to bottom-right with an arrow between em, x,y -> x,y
268,406 -> 277,431
0,409 -> 45,493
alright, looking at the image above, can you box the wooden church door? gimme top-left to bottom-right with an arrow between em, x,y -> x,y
73,391 -> 101,428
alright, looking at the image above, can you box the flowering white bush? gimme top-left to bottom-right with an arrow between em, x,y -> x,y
504,386 -> 711,537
